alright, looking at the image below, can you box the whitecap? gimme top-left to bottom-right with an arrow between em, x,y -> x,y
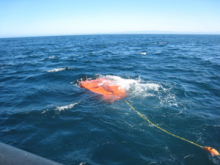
48,56 -> 55,59
47,68 -> 66,72
56,101 -> 80,111
79,162 -> 86,165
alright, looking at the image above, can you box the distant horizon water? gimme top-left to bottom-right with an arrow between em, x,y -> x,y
1,31 -> 220,39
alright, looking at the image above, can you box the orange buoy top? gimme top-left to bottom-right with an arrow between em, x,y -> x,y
80,78 -> 126,101
204,147 -> 220,156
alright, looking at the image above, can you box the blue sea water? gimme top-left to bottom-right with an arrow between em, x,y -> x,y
0,34 -> 220,165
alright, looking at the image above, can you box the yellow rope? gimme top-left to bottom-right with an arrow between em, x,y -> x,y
125,100 -> 204,149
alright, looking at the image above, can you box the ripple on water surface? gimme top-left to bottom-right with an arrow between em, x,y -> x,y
0,35 -> 220,165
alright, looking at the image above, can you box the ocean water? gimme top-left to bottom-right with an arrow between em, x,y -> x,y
0,34 -> 220,165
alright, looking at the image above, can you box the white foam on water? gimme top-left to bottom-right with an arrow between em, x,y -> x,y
104,75 -> 162,96
47,67 -> 75,72
48,56 -> 56,59
56,101 -> 81,111
47,68 -> 66,72
98,75 -> 177,107
40,56 -> 56,61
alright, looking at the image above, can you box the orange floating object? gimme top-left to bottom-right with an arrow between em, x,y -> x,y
204,147 -> 220,156
80,78 -> 126,101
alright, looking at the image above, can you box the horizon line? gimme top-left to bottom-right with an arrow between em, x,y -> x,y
1,31 -> 220,39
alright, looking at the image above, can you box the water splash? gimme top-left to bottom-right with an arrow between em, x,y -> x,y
96,75 -> 177,107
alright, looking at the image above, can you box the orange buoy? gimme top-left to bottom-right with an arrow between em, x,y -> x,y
80,78 -> 126,102
204,147 -> 220,156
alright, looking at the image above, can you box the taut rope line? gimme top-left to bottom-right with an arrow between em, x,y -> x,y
125,100 -> 219,156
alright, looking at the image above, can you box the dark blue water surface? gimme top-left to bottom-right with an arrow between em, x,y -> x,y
0,34 -> 220,165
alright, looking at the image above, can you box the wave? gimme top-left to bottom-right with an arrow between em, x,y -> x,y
47,68 -> 66,72
48,56 -> 56,59
56,101 -> 81,111
139,52 -> 147,55
40,56 -> 56,61
47,67 -> 75,72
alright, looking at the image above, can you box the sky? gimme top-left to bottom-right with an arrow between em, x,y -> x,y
0,0 -> 220,38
